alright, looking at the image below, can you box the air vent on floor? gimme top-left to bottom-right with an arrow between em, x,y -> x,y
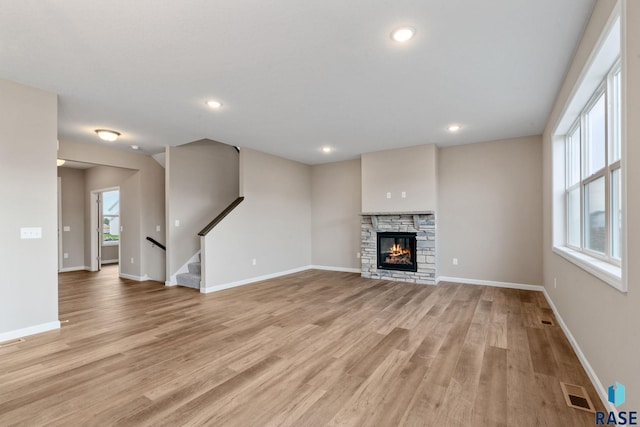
0,338 -> 25,348
560,382 -> 595,413
540,317 -> 555,326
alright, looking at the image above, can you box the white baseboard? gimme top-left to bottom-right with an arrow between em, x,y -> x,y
165,280 -> 177,287
101,259 -> 119,265
119,273 -> 150,282
59,266 -> 90,273
201,266 -> 311,294
309,265 -> 361,273
436,276 -> 545,292
542,289 -> 614,415
0,321 -> 61,343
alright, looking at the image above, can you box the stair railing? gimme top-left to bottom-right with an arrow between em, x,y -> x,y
145,236 -> 166,251
198,197 -> 245,236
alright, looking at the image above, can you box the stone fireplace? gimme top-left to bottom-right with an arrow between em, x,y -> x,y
361,213 -> 435,284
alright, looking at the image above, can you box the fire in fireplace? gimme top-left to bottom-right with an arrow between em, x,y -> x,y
377,232 -> 418,272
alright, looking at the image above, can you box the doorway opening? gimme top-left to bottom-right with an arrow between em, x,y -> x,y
90,187 -> 121,272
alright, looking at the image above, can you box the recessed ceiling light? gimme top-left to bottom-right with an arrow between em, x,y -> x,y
391,27 -> 416,42
448,124 -> 461,132
321,146 -> 333,154
56,159 -> 65,167
131,145 -> 140,150
206,100 -> 223,109
95,129 -> 121,142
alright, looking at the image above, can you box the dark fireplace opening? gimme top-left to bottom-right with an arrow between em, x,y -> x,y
377,232 -> 418,272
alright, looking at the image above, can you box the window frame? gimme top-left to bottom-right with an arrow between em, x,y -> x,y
552,6 -> 624,293
563,61 -> 621,267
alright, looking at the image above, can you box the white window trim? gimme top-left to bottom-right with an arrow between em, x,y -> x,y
551,3 -> 626,294
552,246 -> 622,291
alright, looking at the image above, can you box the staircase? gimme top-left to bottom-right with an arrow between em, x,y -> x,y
176,256 -> 201,289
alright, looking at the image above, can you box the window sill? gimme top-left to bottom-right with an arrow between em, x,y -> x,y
552,246 -> 625,293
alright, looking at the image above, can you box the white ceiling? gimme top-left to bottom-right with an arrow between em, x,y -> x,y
1,1 -> 595,164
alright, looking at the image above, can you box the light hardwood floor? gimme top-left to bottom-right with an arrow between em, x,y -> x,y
0,266 -> 604,426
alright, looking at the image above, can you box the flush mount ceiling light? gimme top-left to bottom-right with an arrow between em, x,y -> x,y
95,129 -> 121,142
391,26 -> 416,42
448,124 -> 461,132
131,145 -> 140,150
206,100 -> 223,109
321,146 -> 333,154
56,159 -> 65,167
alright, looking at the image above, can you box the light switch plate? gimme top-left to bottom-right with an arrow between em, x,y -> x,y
63,226 -> 71,232
21,227 -> 42,239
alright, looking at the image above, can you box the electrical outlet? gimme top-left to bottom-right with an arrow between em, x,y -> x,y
63,253 -> 69,259
356,252 -> 361,259
252,258 -> 257,266
156,225 -> 161,232
401,191 -> 406,198
175,220 -> 180,227
130,258 -> 134,264
386,192 -> 391,199
453,258 -> 458,265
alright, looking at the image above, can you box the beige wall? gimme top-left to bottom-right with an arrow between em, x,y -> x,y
311,159 -> 362,270
543,0 -> 640,408
438,136 -> 543,285
361,144 -> 438,213
202,148 -> 311,289
58,167 -> 86,269
0,79 -> 58,337
166,140 -> 239,281
58,140 -> 166,281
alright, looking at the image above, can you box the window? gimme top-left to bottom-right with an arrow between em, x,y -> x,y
102,190 -> 120,245
564,62 -> 621,263
552,9 -> 623,292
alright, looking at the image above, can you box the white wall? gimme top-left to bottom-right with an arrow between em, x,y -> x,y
361,144 -> 438,213
311,159 -> 362,270
202,148 -> 311,290
438,136 -> 543,285
166,140 -> 239,281
543,0 -> 640,409
0,79 -> 59,339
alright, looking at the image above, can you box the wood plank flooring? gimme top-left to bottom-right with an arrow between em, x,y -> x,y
0,266 -> 604,426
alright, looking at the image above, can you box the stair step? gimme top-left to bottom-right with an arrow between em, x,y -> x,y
188,262 -> 201,275
176,272 -> 201,289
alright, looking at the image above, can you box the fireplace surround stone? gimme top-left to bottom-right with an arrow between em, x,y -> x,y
361,213 -> 435,284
